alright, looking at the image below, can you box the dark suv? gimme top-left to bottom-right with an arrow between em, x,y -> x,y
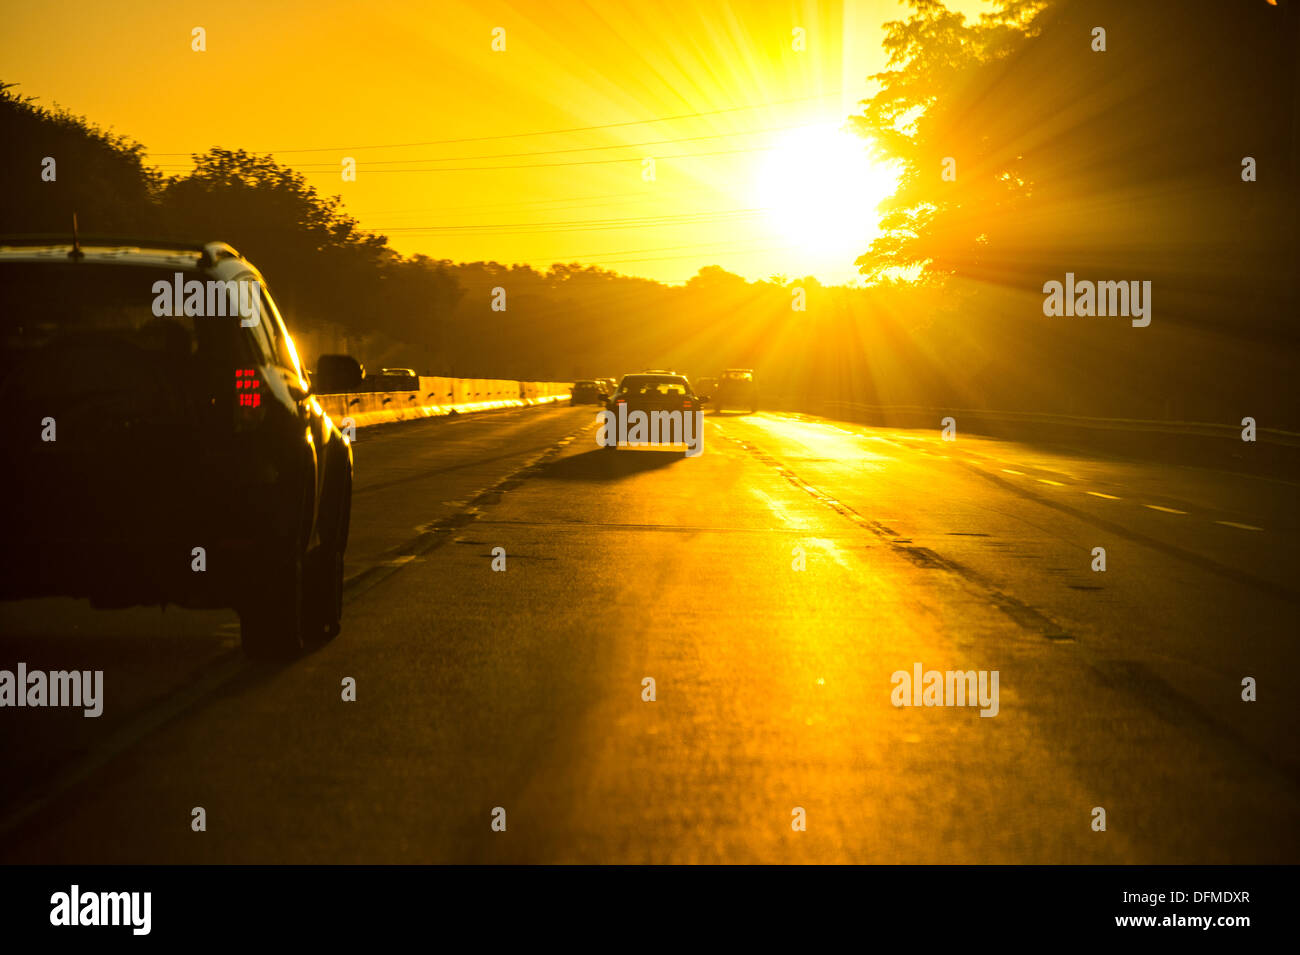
0,238 -> 356,659
713,368 -> 758,413
571,379 -> 608,405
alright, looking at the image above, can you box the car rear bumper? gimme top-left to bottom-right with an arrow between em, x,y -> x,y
1,454 -> 296,610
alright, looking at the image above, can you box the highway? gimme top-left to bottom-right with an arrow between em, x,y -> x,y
1,404 -> 1296,863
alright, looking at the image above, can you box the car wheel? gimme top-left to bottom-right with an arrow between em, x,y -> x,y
239,531 -> 307,661
305,476 -> 349,645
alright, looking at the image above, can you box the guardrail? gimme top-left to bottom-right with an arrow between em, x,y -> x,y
316,377 -> 572,428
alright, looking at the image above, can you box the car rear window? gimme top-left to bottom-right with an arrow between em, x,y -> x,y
0,262 -> 241,360
619,377 -> 692,397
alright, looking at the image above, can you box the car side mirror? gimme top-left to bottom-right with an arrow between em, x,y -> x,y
314,354 -> 365,393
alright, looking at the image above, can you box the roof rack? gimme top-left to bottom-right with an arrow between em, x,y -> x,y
0,234 -> 241,267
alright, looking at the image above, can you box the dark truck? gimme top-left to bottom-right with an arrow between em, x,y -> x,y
713,368 -> 758,413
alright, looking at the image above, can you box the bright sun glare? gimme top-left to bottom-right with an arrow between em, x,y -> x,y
755,124 -> 898,275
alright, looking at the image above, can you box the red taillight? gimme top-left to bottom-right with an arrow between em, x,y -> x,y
235,368 -> 261,408
234,367 -> 266,431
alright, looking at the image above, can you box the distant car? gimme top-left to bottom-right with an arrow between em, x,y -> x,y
713,368 -> 757,413
695,376 -> 718,398
0,237 -> 356,660
367,367 -> 418,392
571,379 -> 607,405
600,377 -> 617,395
604,373 -> 704,454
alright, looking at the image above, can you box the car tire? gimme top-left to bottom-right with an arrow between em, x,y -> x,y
239,532 -> 307,661
305,474 -> 350,646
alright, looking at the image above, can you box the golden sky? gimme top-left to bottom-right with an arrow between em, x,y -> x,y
2,0 -> 988,285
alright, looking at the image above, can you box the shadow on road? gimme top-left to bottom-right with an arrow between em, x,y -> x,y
535,447 -> 684,482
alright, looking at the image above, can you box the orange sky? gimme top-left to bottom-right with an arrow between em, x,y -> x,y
1,0 -> 988,285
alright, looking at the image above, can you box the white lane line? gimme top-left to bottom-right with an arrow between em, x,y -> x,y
1144,504 -> 1187,515
749,487 -> 809,530
1216,520 -> 1263,531
1002,468 -> 1025,475
1036,478 -> 1065,486
1086,491 -> 1121,500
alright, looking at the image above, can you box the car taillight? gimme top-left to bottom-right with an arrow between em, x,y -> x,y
235,368 -> 261,408
234,367 -> 266,431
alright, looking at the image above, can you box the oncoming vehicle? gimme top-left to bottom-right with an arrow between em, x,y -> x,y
713,368 -> 758,414
0,236 -> 357,660
602,372 -> 705,456
571,378 -> 607,405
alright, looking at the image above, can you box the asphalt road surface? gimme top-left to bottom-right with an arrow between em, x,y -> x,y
1,405 -> 1296,863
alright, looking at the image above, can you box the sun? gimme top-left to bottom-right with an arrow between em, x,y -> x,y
755,123 -> 898,275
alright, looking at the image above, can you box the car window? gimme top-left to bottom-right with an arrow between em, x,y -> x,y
254,285 -> 305,377
241,288 -> 276,366
621,378 -> 691,397
0,262 -> 235,361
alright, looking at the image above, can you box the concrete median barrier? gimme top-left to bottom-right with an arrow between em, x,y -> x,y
316,378 -> 572,429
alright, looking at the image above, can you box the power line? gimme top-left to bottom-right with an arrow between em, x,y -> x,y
369,209 -> 766,236
530,237 -> 785,262
142,92 -> 841,157
154,122 -> 818,170
373,208 -> 763,231
353,186 -> 727,218
594,245 -> 802,268
273,145 -> 770,174
154,144 -> 772,174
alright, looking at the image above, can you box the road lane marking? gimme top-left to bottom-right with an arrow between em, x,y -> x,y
0,419 -> 599,843
1001,468 -> 1025,475
1144,504 -> 1187,515
724,432 -> 1077,641
955,456 -> 1299,602
1216,520 -> 1263,531
0,650 -> 249,841
1036,478 -> 1065,486
1086,491 -> 1121,500
749,487 -> 809,529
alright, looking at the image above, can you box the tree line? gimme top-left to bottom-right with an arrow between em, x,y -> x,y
2,0 -> 1295,424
